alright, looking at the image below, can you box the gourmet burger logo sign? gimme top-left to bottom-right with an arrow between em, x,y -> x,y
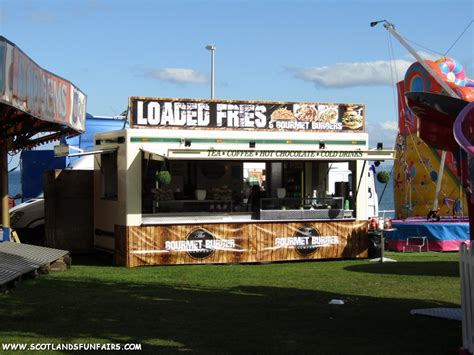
274,227 -> 339,256
164,228 -> 236,259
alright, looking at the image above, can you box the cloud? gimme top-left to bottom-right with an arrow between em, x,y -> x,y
143,68 -> 207,85
381,121 -> 398,131
289,52 -> 472,89
288,59 -> 412,88
31,12 -> 56,23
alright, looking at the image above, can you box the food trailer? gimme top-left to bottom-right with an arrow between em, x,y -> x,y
92,97 -> 394,267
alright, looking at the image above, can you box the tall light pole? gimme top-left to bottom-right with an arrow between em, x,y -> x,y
206,44 -> 216,99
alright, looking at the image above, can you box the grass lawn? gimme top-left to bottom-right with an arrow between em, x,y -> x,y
0,251 -> 462,354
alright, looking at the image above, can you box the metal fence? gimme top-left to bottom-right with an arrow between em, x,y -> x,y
460,243 -> 474,354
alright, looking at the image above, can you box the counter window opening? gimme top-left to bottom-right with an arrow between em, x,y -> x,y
141,157 -> 358,220
100,151 -> 118,200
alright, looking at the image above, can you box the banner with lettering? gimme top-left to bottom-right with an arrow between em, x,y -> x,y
115,220 -> 368,267
0,36 -> 86,133
130,97 -> 365,132
168,149 -> 375,161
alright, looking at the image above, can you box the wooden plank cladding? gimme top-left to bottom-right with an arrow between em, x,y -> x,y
115,220 -> 368,267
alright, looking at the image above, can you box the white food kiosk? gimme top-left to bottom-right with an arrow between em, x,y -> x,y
92,97 -> 394,266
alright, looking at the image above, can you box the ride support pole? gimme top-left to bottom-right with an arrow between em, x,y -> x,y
1,143 -> 10,242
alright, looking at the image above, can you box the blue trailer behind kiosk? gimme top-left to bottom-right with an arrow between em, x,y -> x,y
20,151 -> 66,201
18,114 -> 126,201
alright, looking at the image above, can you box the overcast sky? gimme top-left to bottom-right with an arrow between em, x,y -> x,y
1,0 -> 473,155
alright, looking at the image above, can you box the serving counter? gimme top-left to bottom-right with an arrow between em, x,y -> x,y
259,197 -> 350,220
150,196 -> 352,221
115,216 -> 367,267
153,200 -> 235,213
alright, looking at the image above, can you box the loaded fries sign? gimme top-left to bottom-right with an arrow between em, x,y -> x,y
130,97 -> 365,132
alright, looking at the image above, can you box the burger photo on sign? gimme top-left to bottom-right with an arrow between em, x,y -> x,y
341,105 -> 363,130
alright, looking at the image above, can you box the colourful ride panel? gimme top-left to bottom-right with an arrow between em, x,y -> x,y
394,57 -> 474,219
394,132 -> 468,219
